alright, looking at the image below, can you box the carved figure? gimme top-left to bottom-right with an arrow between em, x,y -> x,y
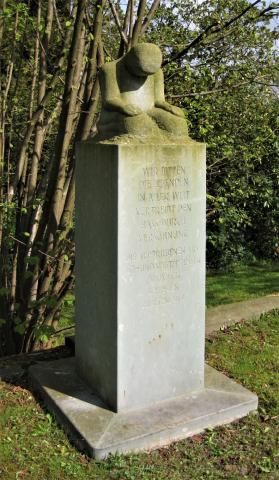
96,43 -> 188,141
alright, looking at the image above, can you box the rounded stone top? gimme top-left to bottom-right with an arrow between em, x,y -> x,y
125,43 -> 162,77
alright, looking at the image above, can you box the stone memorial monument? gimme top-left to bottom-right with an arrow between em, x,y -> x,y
29,43 -> 257,459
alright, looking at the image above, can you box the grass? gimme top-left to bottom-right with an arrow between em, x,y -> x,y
0,310 -> 278,479
206,261 -> 279,308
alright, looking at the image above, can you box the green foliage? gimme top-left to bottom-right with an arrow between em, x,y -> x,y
149,0 -> 279,268
33,324 -> 56,343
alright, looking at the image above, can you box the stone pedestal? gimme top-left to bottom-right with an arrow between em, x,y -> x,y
29,140 -> 258,458
29,359 -> 258,460
75,142 -> 206,412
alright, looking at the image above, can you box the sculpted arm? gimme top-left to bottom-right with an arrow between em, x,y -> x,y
99,63 -> 142,116
154,69 -> 185,118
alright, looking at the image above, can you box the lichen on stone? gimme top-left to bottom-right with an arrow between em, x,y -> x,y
93,43 -> 190,143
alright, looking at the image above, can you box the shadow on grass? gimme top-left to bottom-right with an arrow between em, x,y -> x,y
206,262 -> 279,308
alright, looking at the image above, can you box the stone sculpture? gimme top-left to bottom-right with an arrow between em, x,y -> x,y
96,43 -> 189,141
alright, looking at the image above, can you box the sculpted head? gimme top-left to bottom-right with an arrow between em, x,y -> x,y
124,43 -> 162,77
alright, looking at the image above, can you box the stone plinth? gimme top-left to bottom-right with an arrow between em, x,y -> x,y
29,359 -> 258,459
75,142 -> 206,412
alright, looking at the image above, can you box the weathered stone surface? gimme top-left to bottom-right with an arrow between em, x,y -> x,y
96,43 -> 188,142
75,142 -> 206,412
29,359 -> 258,459
66,293 -> 279,354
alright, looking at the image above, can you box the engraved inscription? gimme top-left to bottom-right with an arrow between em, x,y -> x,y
126,160 -> 202,308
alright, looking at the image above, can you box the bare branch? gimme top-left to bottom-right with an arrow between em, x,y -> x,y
128,0 -> 134,48
26,0 -> 54,204
9,235 -> 56,259
53,0 -> 64,38
253,4 -> 279,20
162,22 -> 218,66
118,0 -> 132,55
163,0 -> 262,66
51,325 -> 74,337
168,75 -> 271,98
131,0 -> 146,46
75,0 -> 105,141
218,0 -> 261,31
141,0 -> 160,35
108,0 -> 128,45
29,1 -> 41,119
35,0 -> 87,263
9,29 -> 72,198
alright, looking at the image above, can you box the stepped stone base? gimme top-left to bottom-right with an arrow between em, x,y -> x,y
29,359 -> 257,459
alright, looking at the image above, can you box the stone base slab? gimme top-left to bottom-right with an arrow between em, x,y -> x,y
29,359 -> 257,459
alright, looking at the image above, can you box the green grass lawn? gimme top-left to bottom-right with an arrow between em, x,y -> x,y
0,310 -> 278,479
206,262 -> 279,308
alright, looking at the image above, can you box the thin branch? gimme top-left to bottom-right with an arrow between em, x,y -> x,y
218,0 -> 261,30
131,0 -> 146,46
247,4 -> 279,21
163,0 -> 262,66
128,0 -> 134,48
53,0 -> 64,38
9,28 -> 72,199
108,0 -> 128,45
168,75 -> 270,98
29,1 -> 41,119
75,0 -> 105,141
162,22 -> 218,66
254,81 -> 278,87
118,0 -> 132,55
141,0 -> 160,35
26,0 -> 54,206
204,5 -> 279,48
51,325 -> 75,337
9,235 -> 56,260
